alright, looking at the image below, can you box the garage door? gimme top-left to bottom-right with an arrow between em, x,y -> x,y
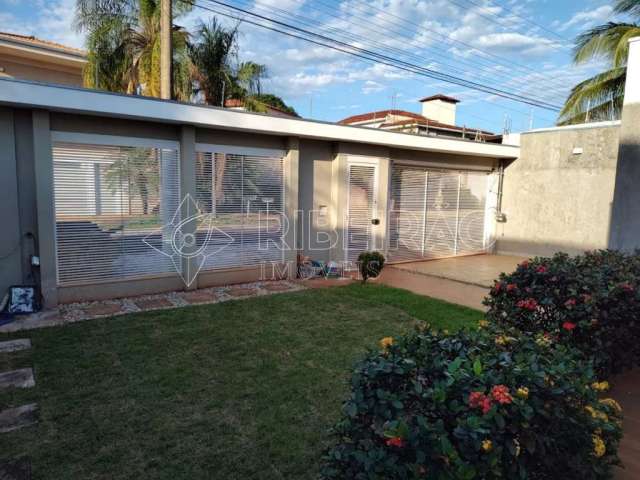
388,164 -> 489,262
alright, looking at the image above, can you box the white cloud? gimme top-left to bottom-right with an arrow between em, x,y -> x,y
558,5 -> 613,32
0,0 -> 84,48
362,80 -> 385,94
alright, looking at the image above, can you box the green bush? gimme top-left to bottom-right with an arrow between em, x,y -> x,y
321,327 -> 622,480
484,250 -> 640,377
358,251 -> 386,283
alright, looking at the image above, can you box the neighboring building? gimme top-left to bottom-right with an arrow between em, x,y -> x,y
0,32 -> 86,87
224,98 -> 299,118
339,94 -> 493,141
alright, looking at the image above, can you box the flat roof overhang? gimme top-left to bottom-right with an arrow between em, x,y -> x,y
0,78 -> 519,160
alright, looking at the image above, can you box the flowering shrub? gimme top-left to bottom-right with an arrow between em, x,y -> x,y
484,250 -> 640,377
320,327 -> 622,480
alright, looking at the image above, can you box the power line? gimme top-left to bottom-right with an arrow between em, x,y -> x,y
342,0 -> 571,94
477,0 -> 570,42
193,0 -> 562,110
245,0 -> 567,102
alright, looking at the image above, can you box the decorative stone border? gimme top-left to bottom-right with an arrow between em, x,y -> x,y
0,281 -> 305,333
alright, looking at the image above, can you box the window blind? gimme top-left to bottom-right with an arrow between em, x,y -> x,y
52,141 -> 181,285
194,151 -> 285,270
388,164 -> 488,262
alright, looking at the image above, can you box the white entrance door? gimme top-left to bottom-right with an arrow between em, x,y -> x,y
345,161 -> 378,264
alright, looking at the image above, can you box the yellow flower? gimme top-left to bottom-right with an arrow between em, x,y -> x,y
443,329 -> 450,335
379,337 -> 394,350
516,387 -> 529,399
478,320 -> 489,329
592,434 -> 606,458
585,405 -> 609,422
495,335 -> 507,346
482,440 -> 493,452
599,398 -> 622,413
591,381 -> 610,392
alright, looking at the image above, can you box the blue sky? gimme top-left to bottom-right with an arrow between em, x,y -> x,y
0,0 -> 624,132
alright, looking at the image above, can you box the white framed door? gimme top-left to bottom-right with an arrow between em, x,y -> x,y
345,159 -> 379,264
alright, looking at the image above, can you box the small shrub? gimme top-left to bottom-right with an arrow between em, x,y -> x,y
358,251 -> 386,283
321,327 -> 622,480
484,250 -> 640,377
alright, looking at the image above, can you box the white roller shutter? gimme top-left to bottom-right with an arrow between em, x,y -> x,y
388,164 -> 489,262
52,140 -> 181,285
194,148 -> 285,270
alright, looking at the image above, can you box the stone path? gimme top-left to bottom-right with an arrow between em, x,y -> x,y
0,339 -> 31,354
0,280 -> 305,333
0,339 -> 38,438
0,458 -> 32,480
0,369 -> 35,390
0,404 -> 38,434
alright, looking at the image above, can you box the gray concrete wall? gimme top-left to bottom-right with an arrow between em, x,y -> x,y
497,123 -> 620,257
0,108 -> 22,297
298,139 -> 336,263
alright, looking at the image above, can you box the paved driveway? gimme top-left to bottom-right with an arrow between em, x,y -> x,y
379,254 -> 527,310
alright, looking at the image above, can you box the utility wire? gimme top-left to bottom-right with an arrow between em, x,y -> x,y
244,0 -> 557,99
195,0 -> 562,110
342,0 -> 571,94
472,0 -> 570,42
275,0 -> 570,105
244,0 -> 558,121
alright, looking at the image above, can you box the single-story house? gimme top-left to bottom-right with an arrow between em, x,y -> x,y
339,95 -> 493,141
0,77 -> 519,307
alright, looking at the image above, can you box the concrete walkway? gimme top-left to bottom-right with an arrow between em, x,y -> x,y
611,370 -> 640,479
379,254 -> 526,310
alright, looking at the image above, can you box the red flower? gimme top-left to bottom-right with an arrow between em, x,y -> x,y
469,391 -> 493,414
506,283 -> 517,292
520,260 -> 530,268
564,298 -> 577,307
494,281 -> 503,293
620,282 -> 635,293
386,436 -> 405,448
562,321 -> 577,331
490,385 -> 513,405
516,298 -> 538,311
536,265 -> 548,274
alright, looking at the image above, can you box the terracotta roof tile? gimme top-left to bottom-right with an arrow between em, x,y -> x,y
338,109 -> 427,125
0,31 -> 86,57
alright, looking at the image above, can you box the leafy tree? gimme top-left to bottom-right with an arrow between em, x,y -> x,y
559,0 -> 640,125
252,93 -> 299,116
76,0 -> 192,101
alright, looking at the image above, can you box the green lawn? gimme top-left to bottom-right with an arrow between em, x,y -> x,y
0,284 -> 479,479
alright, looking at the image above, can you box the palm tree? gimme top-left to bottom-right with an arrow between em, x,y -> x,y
188,19 -> 237,106
76,0 -> 192,101
559,0 -> 640,125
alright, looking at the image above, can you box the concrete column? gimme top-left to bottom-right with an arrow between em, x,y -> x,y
32,110 -> 58,308
0,108 -> 23,297
179,125 -> 197,289
609,37 -> 640,251
376,156 -> 391,255
284,137 -> 300,274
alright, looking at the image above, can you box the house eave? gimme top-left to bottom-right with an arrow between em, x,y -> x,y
0,78 -> 520,159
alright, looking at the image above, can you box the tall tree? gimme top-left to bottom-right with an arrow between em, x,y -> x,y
76,0 -> 192,101
188,19 -> 237,106
559,0 -> 640,125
